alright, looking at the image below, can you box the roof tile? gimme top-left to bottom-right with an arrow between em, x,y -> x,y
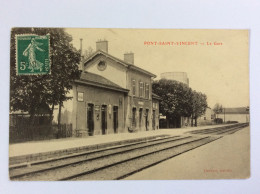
79,72 -> 128,92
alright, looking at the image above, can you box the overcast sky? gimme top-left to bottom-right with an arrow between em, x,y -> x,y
66,28 -> 249,108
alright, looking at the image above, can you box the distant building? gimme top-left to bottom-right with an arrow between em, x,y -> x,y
197,107 -> 214,126
218,107 -> 250,123
161,72 -> 189,86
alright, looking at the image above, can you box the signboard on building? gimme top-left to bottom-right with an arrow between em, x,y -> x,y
77,92 -> 84,102
119,97 -> 122,106
138,101 -> 144,105
108,104 -> 112,115
95,105 -> 100,112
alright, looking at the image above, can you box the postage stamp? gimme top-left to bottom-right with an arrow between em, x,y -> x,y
15,34 -> 50,75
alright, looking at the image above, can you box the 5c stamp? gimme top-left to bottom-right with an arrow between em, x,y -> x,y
16,34 -> 50,75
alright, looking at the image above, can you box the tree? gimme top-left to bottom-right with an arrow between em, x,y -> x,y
191,91 -> 208,126
10,28 -> 81,127
152,79 -> 193,128
213,103 -> 223,119
83,46 -> 94,59
152,79 -> 208,128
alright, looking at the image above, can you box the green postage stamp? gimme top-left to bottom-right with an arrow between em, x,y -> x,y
16,34 -> 50,75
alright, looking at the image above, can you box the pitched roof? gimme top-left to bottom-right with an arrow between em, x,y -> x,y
152,93 -> 162,100
219,107 -> 249,114
75,72 -> 129,93
83,50 -> 156,78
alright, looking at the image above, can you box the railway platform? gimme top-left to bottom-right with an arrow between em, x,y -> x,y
9,124 -> 238,165
125,125 -> 250,180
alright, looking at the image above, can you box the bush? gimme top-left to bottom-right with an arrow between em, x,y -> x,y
226,121 -> 238,124
214,118 -> 223,124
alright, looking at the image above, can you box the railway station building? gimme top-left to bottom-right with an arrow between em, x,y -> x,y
55,40 -> 160,136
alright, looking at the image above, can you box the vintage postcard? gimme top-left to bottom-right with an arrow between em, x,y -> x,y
9,28 -> 250,180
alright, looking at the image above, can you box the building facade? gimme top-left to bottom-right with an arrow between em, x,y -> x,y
197,107 -> 214,126
218,107 -> 250,123
54,40 -> 160,136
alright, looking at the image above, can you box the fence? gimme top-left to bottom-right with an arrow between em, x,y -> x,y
9,114 -> 73,143
10,124 -> 73,143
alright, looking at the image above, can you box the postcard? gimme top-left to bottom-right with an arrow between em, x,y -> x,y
9,28 -> 250,180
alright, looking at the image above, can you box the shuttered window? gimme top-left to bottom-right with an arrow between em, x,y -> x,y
132,80 -> 136,96
139,82 -> 143,97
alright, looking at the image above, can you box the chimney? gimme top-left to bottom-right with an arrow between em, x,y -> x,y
124,52 -> 134,65
96,40 -> 108,53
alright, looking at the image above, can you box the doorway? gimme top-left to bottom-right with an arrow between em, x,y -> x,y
113,106 -> 118,133
152,110 -> 156,130
145,109 -> 149,131
132,108 -> 136,129
87,104 -> 94,136
101,105 -> 107,135
139,108 -> 143,129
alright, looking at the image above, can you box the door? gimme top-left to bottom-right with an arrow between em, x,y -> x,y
87,104 -> 94,136
113,106 -> 118,133
145,109 -> 149,131
139,108 -> 143,129
101,105 -> 107,135
152,110 -> 156,130
132,108 -> 136,129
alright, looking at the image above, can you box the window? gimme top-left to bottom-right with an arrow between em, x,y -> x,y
143,83 -> 146,98
97,60 -> 107,71
132,80 -> 136,96
153,102 -> 156,109
139,82 -> 143,97
145,83 -> 149,99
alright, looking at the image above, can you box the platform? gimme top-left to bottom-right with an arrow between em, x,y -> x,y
9,124 -> 236,164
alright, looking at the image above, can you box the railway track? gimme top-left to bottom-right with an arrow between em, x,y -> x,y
187,123 -> 248,135
10,135 -> 181,177
10,135 -> 221,181
9,135 -> 176,170
9,123 -> 248,181
69,136 -> 221,181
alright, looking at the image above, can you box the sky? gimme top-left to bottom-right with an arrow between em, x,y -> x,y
66,28 -> 249,108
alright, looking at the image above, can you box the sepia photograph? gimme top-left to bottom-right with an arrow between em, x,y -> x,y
9,28 -> 250,181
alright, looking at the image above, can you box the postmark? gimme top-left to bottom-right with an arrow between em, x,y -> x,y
16,34 -> 50,75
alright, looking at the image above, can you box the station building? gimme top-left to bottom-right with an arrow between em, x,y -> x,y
55,40 -> 160,136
